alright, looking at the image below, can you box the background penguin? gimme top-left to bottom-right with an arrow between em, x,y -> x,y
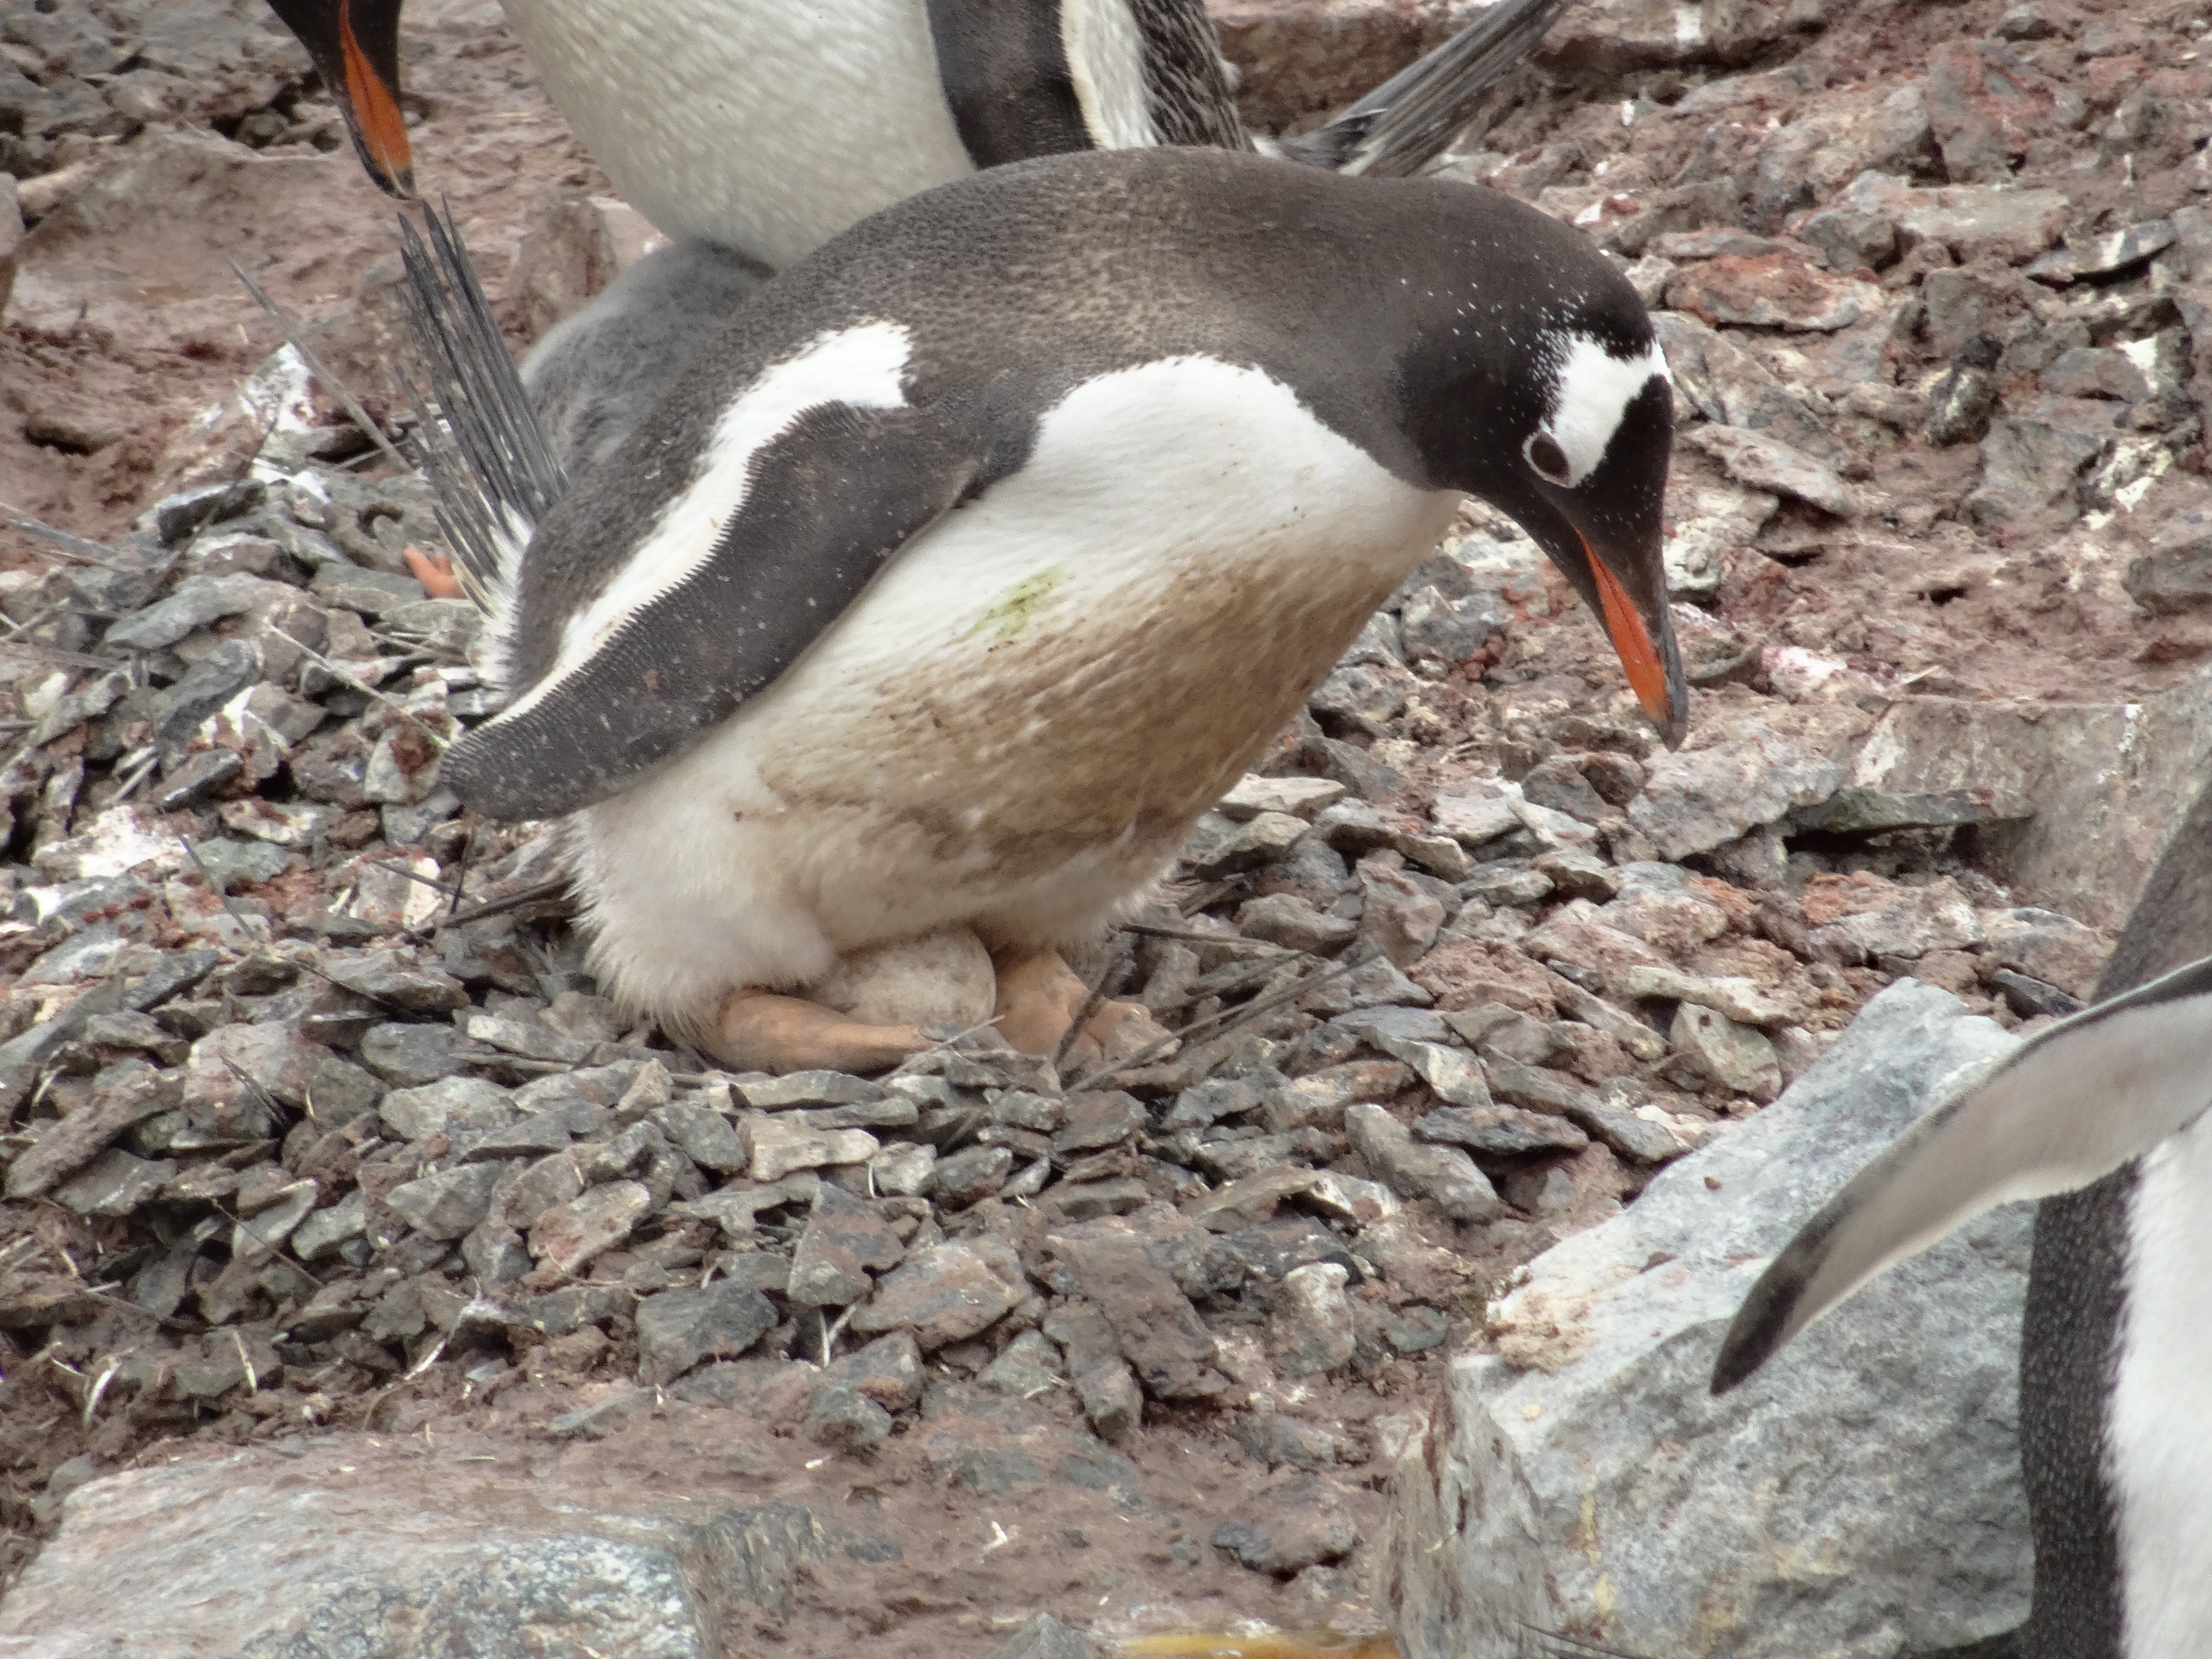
407,144 -> 1683,1075
1711,772 -> 2212,1657
267,0 -> 1563,477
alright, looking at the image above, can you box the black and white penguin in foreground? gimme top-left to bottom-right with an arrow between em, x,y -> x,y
269,0 -> 1563,477
1711,771 -> 2212,1659
419,146 -> 1683,1076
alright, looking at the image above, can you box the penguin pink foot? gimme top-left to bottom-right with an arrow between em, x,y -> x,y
709,987 -> 929,1076
1062,998 -> 1177,1075
988,947 -> 1092,1056
989,947 -> 1177,1073
402,545 -> 466,601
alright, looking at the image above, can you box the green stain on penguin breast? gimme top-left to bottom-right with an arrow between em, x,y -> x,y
975,566 -> 1068,641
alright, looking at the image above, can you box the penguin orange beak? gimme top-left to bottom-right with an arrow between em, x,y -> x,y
1584,531 -> 1688,748
268,0 -> 415,199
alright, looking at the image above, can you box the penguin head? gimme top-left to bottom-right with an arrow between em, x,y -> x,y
266,0 -> 415,198
1512,321 -> 1683,748
1404,248 -> 1685,748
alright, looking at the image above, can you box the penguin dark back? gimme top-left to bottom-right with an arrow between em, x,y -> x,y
482,143 -> 1686,816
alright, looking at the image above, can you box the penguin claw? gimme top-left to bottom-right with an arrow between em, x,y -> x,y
707,988 -> 929,1075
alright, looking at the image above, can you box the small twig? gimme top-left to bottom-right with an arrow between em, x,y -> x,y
0,639 -> 115,672
404,876 -> 572,937
180,835 -> 269,940
228,259 -> 415,475
81,1352 -> 124,1426
268,625 -> 450,749
405,1333 -> 448,1380
1053,938 -> 1132,1068
359,632 -> 439,664
1517,1626 -> 1659,1659
1151,955 -> 1287,1024
368,860 -> 466,901
923,1013 -> 1007,1054
81,1287 -> 209,1336
108,748 -> 162,805
1115,920 -> 1288,950
1175,879 -> 1242,915
299,961 -> 416,1021
212,1052 -> 287,1123
3,515 -> 131,570
230,1328 -> 259,1395
0,602 -> 65,641
463,1054 -> 571,1075
1064,944 -> 1379,1092
445,829 -> 475,918
821,1303 -> 856,1368
211,1189 -> 329,1291
368,623 -> 460,659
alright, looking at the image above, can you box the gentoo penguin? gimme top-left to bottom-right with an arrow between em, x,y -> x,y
1711,774 -> 2212,1657
413,146 -> 1683,1075
268,0 -> 1563,475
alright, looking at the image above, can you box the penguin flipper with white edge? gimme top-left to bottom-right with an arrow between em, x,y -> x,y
1710,923 -> 2212,1396
440,389 -> 999,822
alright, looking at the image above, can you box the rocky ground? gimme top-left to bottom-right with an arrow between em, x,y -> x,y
0,0 -> 2209,1653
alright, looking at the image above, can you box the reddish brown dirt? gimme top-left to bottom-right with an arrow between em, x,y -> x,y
3,0 -> 2205,1650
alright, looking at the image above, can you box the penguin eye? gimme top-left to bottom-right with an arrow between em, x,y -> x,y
1525,432 -> 1572,485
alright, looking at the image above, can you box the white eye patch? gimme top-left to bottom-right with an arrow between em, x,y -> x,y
1531,332 -> 1671,487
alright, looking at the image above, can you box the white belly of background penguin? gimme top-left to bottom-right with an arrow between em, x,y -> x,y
428,146 -> 1683,1076
268,0 -> 1566,477
2110,1112 -> 2212,1658
503,0 -> 978,270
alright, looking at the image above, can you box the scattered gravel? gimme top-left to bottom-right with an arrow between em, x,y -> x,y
9,0 -> 2208,1648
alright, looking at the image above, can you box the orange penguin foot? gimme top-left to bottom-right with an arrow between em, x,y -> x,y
1062,997 -> 1177,1076
402,545 -> 467,601
708,987 -> 930,1075
988,947 -> 1091,1056
990,946 -> 1179,1074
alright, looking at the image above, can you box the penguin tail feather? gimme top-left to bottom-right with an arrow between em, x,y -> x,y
392,203 -> 566,662
1280,0 -> 1564,178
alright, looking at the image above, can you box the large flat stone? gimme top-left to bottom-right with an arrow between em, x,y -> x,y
0,1453 -> 751,1658
1849,669 -> 2212,932
1383,981 -> 2032,1659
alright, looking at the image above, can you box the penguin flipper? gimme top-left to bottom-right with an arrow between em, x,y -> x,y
1279,0 -> 1565,179
443,393 -> 994,823
1711,954 -> 2212,1394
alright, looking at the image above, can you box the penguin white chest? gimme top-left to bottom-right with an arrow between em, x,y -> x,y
500,0 -> 976,266
2111,1111 -> 2212,1659
569,357 -> 1458,1027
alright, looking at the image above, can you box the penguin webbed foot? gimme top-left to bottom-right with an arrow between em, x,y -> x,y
988,946 -> 1091,1057
708,989 -> 931,1076
705,943 -> 1182,1080
989,946 -> 1178,1076
402,545 -> 467,602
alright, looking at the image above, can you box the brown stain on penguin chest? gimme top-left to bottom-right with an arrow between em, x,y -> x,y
754,537 -> 1416,882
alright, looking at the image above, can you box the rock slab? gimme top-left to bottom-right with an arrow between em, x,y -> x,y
0,1454 -> 727,1658
1383,981 -> 2033,1659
